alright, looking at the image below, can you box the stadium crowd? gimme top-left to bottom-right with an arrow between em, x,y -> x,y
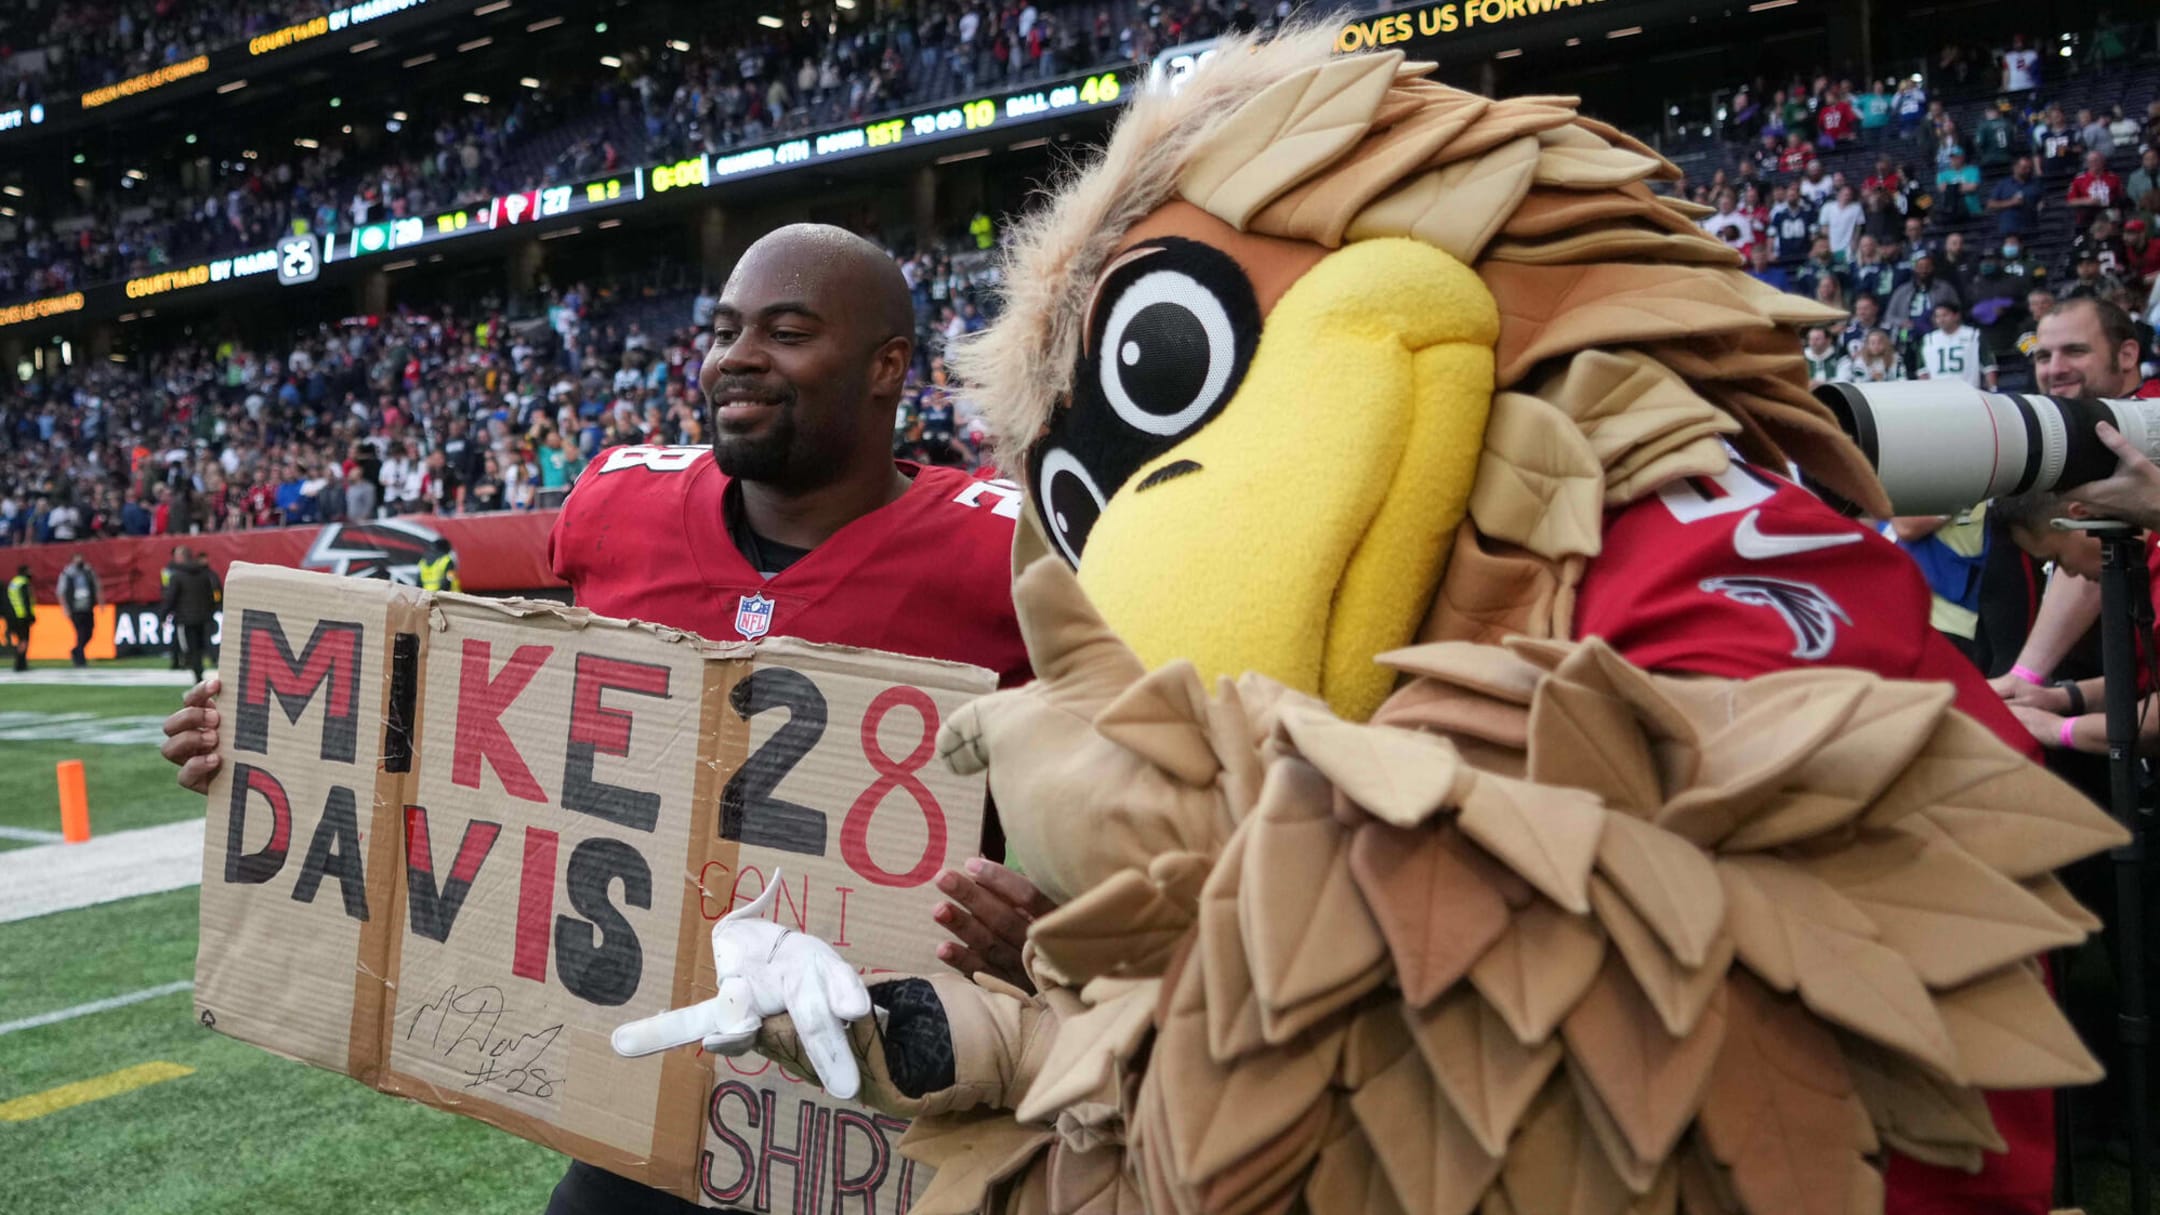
8,20 -> 2160,552
0,236 -> 1003,544
1688,29 -> 2160,392
0,0 -> 1293,307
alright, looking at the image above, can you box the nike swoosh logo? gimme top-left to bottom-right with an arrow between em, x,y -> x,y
1733,509 -> 1864,560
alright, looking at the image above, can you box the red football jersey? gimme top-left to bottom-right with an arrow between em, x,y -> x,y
548,445 -> 1030,686
1576,461 -> 2051,1215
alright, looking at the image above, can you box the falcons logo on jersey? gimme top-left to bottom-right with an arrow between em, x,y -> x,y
1699,576 -> 1853,661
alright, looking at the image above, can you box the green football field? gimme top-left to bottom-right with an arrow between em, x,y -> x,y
0,667 -> 2140,1214
0,667 -> 567,1214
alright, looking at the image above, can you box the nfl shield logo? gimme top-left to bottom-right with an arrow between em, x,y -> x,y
734,593 -> 776,640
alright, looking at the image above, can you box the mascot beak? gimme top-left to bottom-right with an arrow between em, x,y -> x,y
1073,237 -> 1499,722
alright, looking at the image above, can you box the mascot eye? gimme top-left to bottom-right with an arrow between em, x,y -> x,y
1035,447 -> 1107,567
1097,269 -> 1240,438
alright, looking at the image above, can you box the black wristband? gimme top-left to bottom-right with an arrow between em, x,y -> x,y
2056,679 -> 2087,717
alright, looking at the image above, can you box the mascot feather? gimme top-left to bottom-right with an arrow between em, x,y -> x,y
622,28 -> 2128,1215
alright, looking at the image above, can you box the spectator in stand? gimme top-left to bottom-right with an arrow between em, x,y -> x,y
1898,217 -> 1932,271
1798,158 -> 1834,206
1777,131 -> 1811,174
1839,294 -> 1885,358
1845,328 -> 1908,382
1802,327 -> 1844,384
1810,269 -> 1849,314
1893,76 -> 1929,141
2033,104 -> 2078,174
2127,148 -> 2160,229
1797,324 -> 1848,380
1863,156 -> 1903,197
1816,85 -> 1859,148
1805,182 -> 1853,263
1860,185 -> 1903,247
2078,108 -> 2115,161
1737,182 -> 1770,235
1919,301 -> 1994,388
1746,243 -> 1791,292
1727,88 -> 1761,140
1988,156 -> 2047,239
2106,104 -> 2139,151
1855,79 -> 1893,135
1968,251 -> 2029,360
2000,234 -> 2037,281
1893,160 -> 1931,224
1938,231 -> 1978,294
2123,220 -> 2160,294
2000,34 -> 2041,94
2074,214 -> 2130,282
467,456 -> 507,512
1793,235 -> 1848,301
1889,251 -> 1962,342
1752,131 -> 1785,176
1972,100 -> 2018,171
1767,182 -> 1818,261
1937,148 -> 1983,218
2061,250 -> 2120,302
1780,84 -> 1812,142
1700,189 -> 1754,251
45,497 -> 81,542
2001,286 -> 2056,389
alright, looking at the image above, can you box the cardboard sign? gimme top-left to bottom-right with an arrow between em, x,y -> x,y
195,564 -> 993,1204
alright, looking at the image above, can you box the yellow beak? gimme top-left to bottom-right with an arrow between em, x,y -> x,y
1074,238 -> 1498,721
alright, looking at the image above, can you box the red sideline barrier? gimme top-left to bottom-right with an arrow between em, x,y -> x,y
6,511 -> 565,601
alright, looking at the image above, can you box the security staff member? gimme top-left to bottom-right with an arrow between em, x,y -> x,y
416,542 -> 460,593
161,546 -> 189,668
161,551 -> 222,682
5,565 -> 31,672
56,555 -> 99,667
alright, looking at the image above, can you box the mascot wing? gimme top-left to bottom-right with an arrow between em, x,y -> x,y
891,559 -> 2122,1215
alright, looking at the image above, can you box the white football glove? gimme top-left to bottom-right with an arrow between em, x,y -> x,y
609,870 -> 873,1099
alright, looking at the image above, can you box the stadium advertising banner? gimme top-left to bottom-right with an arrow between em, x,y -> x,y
0,65 -> 1139,333
1333,0 -> 1616,50
0,0 -> 452,140
10,511 -> 562,609
195,563 -> 992,1204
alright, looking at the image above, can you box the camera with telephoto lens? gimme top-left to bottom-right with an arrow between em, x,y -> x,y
1813,381 -> 2160,517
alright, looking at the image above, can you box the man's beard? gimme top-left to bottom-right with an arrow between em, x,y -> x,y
713,403 -> 800,484
711,372 -> 804,485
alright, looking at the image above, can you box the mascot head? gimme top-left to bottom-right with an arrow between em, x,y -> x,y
955,27 -> 1886,721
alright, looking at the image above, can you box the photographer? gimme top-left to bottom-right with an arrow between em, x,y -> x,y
1989,299 -> 2158,751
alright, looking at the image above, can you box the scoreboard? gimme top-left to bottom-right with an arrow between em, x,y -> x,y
327,171 -> 639,263
2,64 -> 1140,330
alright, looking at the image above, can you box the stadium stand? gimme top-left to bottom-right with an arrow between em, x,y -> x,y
0,0 -> 1198,306
0,234 -> 1004,543
5,18 -> 2157,549
1669,52 -> 2159,387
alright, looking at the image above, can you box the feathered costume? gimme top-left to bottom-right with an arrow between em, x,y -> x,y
683,29 -> 2132,1215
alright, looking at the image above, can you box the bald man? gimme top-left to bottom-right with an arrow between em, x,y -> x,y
157,224 -> 1034,1214
542,227 -> 1031,1212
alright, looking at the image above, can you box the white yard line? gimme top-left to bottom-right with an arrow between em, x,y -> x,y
0,981 -> 195,1037
0,826 -> 64,843
0,669 -> 196,687
0,819 -> 203,924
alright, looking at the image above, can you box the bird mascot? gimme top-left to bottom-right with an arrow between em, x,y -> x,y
618,27 -> 2130,1215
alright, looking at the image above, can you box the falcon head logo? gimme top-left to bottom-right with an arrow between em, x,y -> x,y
302,520 -> 449,583
1699,575 -> 1853,661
